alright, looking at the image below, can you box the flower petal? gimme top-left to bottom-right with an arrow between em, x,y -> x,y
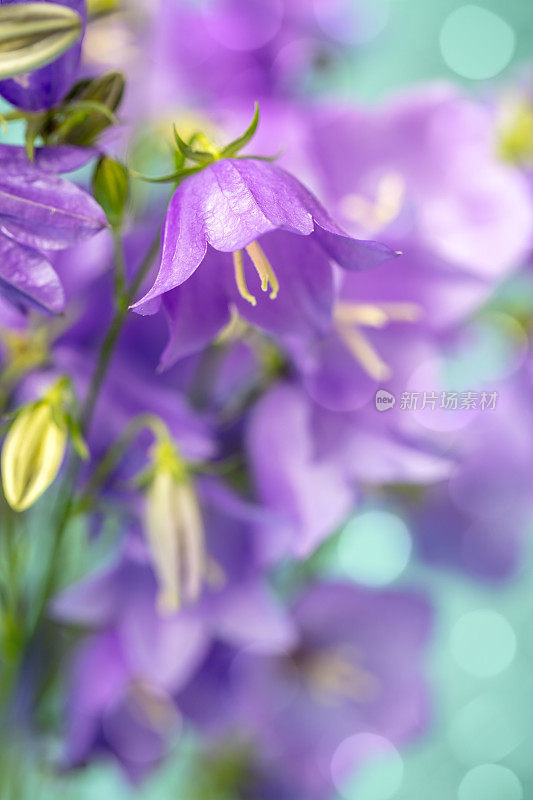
0,144 -> 97,174
0,169 -> 107,250
0,233 -> 64,313
130,177 -> 207,310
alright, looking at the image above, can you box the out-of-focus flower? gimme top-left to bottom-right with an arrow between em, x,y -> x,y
246,381 -> 452,561
53,502 -> 296,779
405,370 -> 533,581
0,144 -> 106,313
0,0 -> 87,111
0,0 -> 83,81
178,582 -> 432,800
266,84 -> 533,411
309,85 -> 533,302
149,0 -> 373,108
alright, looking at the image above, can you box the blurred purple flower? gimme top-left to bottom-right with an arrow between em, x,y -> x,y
407,373 -> 533,581
246,382 -> 452,562
309,86 -> 533,302
150,0 -> 366,108
268,85 -> 533,411
178,582 -> 432,800
0,0 -> 87,111
53,483 -> 296,778
0,145 -> 106,313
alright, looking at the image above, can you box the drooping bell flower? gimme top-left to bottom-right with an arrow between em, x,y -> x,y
177,582 -> 432,800
131,106 -> 398,317
0,144 -> 106,313
0,0 -> 87,112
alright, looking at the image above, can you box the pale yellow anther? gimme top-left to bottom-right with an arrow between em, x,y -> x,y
245,240 -> 279,300
340,172 -> 405,234
335,302 -> 421,328
233,250 -> 257,306
334,301 -> 422,381
340,326 -> 392,381
304,647 -> 378,705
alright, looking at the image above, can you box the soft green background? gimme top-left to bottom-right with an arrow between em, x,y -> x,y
329,0 -> 533,100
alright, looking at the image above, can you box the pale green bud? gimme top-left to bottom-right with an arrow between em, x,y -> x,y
92,156 -> 129,228
144,438 -> 205,614
1,378 -> 85,512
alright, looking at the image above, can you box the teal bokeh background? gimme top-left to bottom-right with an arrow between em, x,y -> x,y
325,0 -> 533,100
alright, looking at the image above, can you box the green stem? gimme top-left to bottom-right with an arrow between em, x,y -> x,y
112,228 -> 127,307
18,226 -> 161,661
82,227 -> 160,433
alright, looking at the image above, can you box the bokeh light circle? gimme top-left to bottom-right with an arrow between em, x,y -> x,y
457,764 -> 523,800
440,5 -> 515,80
331,733 -> 404,800
337,511 -> 412,586
450,610 -> 517,678
203,0 -> 284,51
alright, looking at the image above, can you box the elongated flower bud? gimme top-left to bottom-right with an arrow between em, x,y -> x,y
1,377 -> 84,512
92,156 -> 129,229
144,437 -> 205,614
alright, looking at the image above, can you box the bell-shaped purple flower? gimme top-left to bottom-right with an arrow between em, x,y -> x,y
0,0 -> 87,112
131,157 -> 397,315
177,582 -> 432,800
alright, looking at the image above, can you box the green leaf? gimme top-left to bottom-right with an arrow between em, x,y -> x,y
0,2 -> 83,80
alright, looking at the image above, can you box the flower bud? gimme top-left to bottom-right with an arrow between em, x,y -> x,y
47,71 -> 125,147
92,156 -> 129,229
0,2 -> 83,80
144,438 -> 205,614
1,378 -> 72,511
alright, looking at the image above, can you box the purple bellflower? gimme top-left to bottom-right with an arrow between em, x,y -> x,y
52,485 -> 296,778
246,381 -> 453,562
131,111 -> 398,370
177,582 -> 432,800
132,156 -> 395,313
0,0 -> 87,112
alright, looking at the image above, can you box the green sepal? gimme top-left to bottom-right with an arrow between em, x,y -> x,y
45,71 -> 125,147
220,102 -> 259,158
66,414 -> 90,460
173,126 -> 215,165
129,165 -> 203,184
